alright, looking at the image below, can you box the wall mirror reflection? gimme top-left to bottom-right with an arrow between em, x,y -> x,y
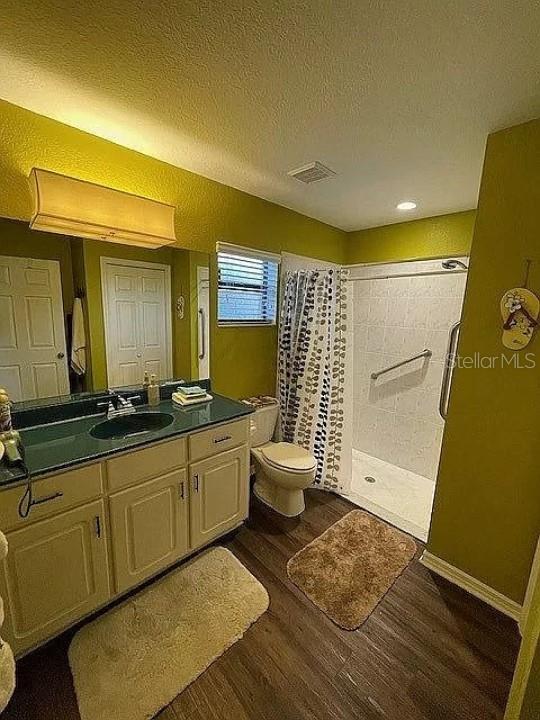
0,217 -> 210,403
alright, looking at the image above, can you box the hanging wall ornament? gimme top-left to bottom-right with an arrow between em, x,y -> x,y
501,288 -> 538,349
500,261 -> 539,350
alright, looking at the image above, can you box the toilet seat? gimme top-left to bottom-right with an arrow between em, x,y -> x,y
260,442 -> 316,474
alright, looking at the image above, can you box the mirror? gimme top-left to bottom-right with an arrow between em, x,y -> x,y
0,216 -> 210,404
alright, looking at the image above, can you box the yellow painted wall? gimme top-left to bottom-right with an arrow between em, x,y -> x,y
345,210 -> 476,264
520,645 -> 540,719
0,98 -> 346,398
509,631 -> 540,719
428,118 -> 540,604
505,547 -> 540,720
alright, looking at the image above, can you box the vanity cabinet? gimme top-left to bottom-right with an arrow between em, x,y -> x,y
109,468 -> 189,594
0,499 -> 110,653
189,445 -> 249,549
0,417 -> 250,656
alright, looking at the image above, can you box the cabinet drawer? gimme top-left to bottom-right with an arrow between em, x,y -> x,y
106,437 -> 187,492
0,463 -> 103,532
189,419 -> 249,463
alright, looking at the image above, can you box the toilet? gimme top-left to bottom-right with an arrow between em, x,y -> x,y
247,397 -> 317,517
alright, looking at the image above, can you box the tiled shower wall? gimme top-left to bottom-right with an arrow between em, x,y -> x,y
351,261 -> 467,480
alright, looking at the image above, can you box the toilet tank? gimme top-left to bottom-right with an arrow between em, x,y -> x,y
248,398 -> 279,447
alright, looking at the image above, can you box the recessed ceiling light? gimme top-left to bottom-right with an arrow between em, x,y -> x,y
396,201 -> 417,211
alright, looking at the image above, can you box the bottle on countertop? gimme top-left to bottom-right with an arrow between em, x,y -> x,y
142,370 -> 150,389
147,374 -> 160,406
0,389 -> 12,432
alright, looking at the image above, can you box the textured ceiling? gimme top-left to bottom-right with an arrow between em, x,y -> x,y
1,0 -> 539,230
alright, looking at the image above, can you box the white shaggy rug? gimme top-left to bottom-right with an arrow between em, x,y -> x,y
69,547 -> 269,720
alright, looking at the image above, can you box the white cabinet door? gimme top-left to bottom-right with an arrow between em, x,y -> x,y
0,499 -> 110,655
0,255 -> 69,401
189,445 -> 249,549
109,468 -> 189,593
101,258 -> 172,388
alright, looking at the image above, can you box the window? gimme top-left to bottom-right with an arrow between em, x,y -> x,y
217,243 -> 280,325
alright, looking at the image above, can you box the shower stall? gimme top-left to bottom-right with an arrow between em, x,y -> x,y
345,257 -> 468,540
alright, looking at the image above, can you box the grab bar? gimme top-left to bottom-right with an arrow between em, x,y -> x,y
439,321 -> 461,420
198,308 -> 206,360
371,349 -> 432,380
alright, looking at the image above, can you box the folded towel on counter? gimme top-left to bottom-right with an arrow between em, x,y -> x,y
172,392 -> 213,407
0,641 -> 15,713
176,385 -> 206,397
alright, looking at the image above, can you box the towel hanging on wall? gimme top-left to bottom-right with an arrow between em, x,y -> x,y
71,297 -> 87,376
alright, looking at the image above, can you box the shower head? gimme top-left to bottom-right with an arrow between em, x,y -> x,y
442,259 -> 468,270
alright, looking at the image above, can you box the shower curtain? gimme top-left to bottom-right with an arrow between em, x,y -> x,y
278,268 -> 352,492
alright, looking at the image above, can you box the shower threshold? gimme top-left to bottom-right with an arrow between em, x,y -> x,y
343,450 -> 436,542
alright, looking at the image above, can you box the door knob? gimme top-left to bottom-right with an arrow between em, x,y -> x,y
57,352 -> 65,359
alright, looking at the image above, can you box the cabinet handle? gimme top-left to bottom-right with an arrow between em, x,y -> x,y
179,480 -> 185,500
18,488 -> 64,518
213,435 -> 232,444
32,491 -> 63,506
94,515 -> 102,538
193,474 -> 199,492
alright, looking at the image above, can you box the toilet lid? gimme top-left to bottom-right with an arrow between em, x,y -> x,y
261,442 -> 317,472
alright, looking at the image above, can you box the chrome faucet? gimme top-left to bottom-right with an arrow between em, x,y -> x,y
98,393 -> 142,420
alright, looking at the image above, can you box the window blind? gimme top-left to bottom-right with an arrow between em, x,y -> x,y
217,245 -> 280,325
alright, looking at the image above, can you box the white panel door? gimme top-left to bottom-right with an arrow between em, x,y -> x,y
0,256 -> 69,401
106,265 -> 141,387
139,269 -> 168,379
102,258 -> 172,388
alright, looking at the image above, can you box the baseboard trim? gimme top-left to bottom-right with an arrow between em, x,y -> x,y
420,550 -> 522,623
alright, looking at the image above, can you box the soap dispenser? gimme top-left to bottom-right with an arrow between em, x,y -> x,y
148,374 -> 160,406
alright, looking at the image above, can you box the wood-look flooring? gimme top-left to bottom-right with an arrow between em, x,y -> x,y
3,490 -> 519,720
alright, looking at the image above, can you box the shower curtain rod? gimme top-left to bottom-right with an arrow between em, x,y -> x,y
345,268 -> 468,281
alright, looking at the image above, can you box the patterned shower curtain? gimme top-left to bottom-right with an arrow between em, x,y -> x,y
278,268 -> 352,492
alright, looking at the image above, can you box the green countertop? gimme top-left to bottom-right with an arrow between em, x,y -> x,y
1,395 -> 253,489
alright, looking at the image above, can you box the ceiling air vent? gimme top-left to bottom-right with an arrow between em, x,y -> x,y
287,161 -> 336,184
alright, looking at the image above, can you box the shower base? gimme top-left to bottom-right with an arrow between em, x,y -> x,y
343,450 -> 436,542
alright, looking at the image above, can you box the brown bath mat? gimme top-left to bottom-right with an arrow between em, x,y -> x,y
287,510 -> 416,630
